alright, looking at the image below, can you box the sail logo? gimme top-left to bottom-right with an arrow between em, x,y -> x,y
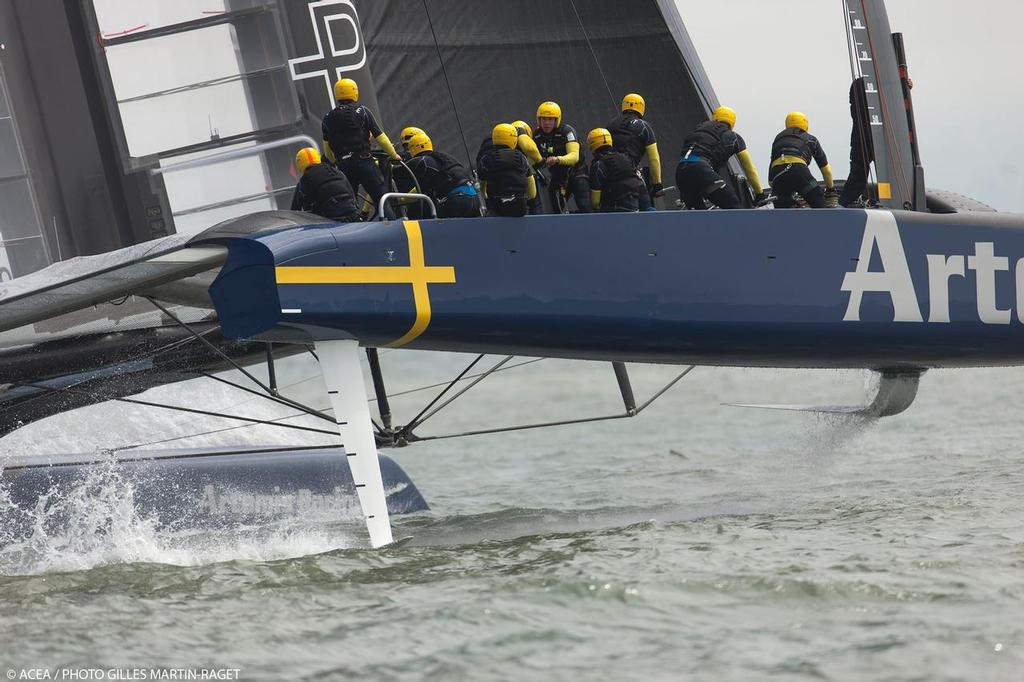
841,212 -> 1022,325
288,0 -> 368,110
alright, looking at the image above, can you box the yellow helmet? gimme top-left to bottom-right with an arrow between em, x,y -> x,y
621,93 -> 646,117
334,78 -> 358,102
713,106 -> 736,129
400,126 -> 425,149
492,123 -> 519,149
407,132 -> 433,156
536,101 -> 562,127
587,128 -> 613,153
295,147 -> 321,173
786,111 -> 809,132
510,120 -> 532,137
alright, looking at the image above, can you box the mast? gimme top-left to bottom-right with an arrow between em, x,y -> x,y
843,0 -> 920,210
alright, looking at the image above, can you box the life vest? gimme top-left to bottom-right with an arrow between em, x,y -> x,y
533,124 -> 586,167
597,150 -> 644,202
480,147 -> 527,197
417,151 -> 472,198
681,120 -> 735,169
300,163 -> 357,216
606,113 -> 645,164
323,103 -> 371,156
771,127 -> 814,164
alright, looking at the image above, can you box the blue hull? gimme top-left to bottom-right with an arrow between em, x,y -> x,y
204,209 -> 1024,369
0,447 -> 428,541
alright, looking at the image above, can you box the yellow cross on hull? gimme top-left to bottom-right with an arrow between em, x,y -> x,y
274,221 -> 456,347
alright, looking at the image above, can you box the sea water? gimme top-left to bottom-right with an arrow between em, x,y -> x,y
0,352 -> 1021,680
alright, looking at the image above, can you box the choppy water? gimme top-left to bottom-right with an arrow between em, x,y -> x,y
1,352 -> 1022,680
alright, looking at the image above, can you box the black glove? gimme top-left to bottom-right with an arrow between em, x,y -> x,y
754,190 -> 773,207
651,182 -> 665,198
824,187 -> 840,208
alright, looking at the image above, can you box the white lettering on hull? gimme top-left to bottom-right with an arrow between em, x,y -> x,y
842,212 -> 1020,325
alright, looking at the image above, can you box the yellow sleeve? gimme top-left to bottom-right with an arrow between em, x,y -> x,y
526,175 -> 537,200
820,163 -> 834,189
558,140 -> 580,166
645,143 -> 662,185
736,149 -> 763,195
375,133 -> 400,160
323,139 -> 336,164
591,189 -> 602,208
480,180 -> 488,198
518,135 -> 542,165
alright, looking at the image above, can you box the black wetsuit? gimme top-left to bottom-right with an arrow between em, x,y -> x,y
321,101 -> 390,217
676,120 -> 744,209
290,162 -> 359,221
606,112 -> 657,210
589,148 -> 644,212
478,146 -> 532,217
533,124 -> 591,213
840,77 -> 875,207
769,127 -> 829,209
405,151 -> 480,218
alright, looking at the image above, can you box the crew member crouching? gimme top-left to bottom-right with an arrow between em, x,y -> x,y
290,147 -> 360,222
587,128 -> 644,212
478,123 -> 537,217
768,112 -> 835,208
402,133 -> 481,218
606,93 -> 662,210
676,106 -> 765,209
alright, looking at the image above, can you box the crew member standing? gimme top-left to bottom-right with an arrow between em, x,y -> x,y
587,128 -> 644,212
605,93 -> 662,210
533,101 -> 591,213
768,112 -> 834,209
402,133 -> 481,218
321,78 -> 401,217
511,120 -> 544,214
676,106 -> 765,209
290,147 -> 360,222
478,123 -> 537,217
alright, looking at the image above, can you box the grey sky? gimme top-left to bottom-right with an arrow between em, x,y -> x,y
679,0 -> 1024,212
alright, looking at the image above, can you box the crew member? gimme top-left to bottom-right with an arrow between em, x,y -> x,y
605,93 -> 662,210
321,78 -> 401,218
676,106 -> 765,209
587,128 -> 644,212
402,132 -> 481,218
533,101 -> 591,213
769,112 -> 834,209
289,147 -> 360,221
511,120 -> 544,214
399,126 -> 426,160
478,123 -> 537,217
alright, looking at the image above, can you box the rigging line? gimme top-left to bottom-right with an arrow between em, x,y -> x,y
371,357 -> 546,402
197,370 -> 335,423
122,357 -> 549,450
568,0 -> 617,112
421,0 -> 475,168
399,353 -> 484,437
409,365 -> 695,443
144,297 -> 321,418
113,399 -> 339,451
24,381 -> 341,437
413,355 -> 513,428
